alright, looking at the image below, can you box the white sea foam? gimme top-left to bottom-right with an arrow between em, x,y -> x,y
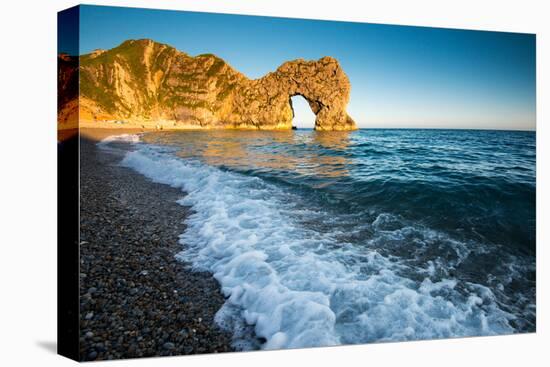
119,142 -> 517,349
97,133 -> 142,147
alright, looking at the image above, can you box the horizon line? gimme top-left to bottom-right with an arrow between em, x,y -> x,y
295,127 -> 536,132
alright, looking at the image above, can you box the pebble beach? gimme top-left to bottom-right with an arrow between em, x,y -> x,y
78,133 -> 233,361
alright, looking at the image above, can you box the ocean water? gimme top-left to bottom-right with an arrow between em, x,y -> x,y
108,129 -> 535,349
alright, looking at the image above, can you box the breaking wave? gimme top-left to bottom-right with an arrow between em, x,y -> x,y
117,136 -> 532,350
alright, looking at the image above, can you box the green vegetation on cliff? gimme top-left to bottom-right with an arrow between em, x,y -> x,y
59,39 -> 356,130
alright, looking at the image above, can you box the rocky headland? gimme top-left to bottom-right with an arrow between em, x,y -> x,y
58,39 -> 356,131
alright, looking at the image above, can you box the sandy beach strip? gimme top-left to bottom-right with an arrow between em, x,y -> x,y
78,134 -> 233,361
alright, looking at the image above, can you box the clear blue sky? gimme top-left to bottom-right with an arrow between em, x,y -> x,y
70,5 -> 535,130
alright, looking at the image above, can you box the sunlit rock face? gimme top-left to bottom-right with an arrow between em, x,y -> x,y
232,56 -> 356,131
59,39 -> 356,131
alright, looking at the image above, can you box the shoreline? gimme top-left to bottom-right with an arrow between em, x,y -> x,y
74,127 -> 536,355
80,128 -> 150,142
79,136 -> 233,360
66,120 -> 296,133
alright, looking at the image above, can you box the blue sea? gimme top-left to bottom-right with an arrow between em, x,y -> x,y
105,128 -> 536,349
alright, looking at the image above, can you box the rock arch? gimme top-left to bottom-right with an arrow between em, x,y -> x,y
278,57 -> 356,131
227,56 -> 357,131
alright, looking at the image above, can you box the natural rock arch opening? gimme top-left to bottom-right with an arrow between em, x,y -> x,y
289,94 -> 316,129
228,55 -> 356,130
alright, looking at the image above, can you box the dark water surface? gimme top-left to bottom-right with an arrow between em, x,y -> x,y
120,128 -> 535,348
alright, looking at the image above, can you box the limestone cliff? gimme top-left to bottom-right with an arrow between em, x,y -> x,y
58,39 -> 356,131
